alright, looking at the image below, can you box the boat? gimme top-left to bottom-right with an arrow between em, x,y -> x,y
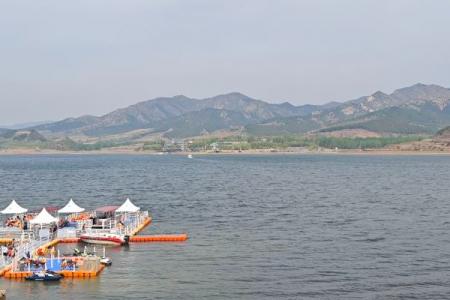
187,154 -> 193,159
80,232 -> 129,246
100,257 -> 112,266
25,271 -> 63,281
99,246 -> 112,265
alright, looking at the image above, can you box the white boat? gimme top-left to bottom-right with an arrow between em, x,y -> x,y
80,232 -> 129,246
188,154 -> 193,159
99,246 -> 112,265
100,257 -> 112,266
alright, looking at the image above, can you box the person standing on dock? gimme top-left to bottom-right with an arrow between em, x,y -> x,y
1,245 -> 7,258
22,215 -> 28,230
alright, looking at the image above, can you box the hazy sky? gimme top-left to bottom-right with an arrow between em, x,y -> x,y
1,0 -> 450,124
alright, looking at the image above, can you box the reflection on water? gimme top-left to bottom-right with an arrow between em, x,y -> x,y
1,154 -> 450,299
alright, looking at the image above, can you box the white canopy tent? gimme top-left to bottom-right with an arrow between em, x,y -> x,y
58,199 -> 85,214
116,198 -> 140,213
30,208 -> 58,225
115,198 -> 141,234
1,199 -> 28,214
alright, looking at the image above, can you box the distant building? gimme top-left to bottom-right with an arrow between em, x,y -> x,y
210,142 -> 219,152
162,139 -> 185,152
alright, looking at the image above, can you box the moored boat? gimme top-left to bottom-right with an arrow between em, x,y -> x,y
80,232 -> 129,246
100,257 -> 112,266
25,271 -> 63,282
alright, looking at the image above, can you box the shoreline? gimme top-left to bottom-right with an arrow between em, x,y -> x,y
2,148 -> 450,156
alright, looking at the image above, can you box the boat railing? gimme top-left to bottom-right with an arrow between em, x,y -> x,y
72,210 -> 150,235
83,228 -> 123,235
0,255 -> 10,269
20,230 -> 33,240
57,227 -> 78,239
0,227 -> 23,239
36,228 -> 56,243
0,229 -> 34,269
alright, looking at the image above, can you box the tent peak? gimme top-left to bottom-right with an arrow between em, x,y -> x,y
58,198 -> 85,214
116,198 -> 140,213
1,199 -> 28,214
30,208 -> 58,225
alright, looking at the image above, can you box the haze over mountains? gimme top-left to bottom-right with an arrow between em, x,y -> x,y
0,120 -> 53,130
3,83 -> 450,142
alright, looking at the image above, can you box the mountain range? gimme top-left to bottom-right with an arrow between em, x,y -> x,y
30,92 -> 338,138
247,83 -> 450,136
4,83 -> 450,141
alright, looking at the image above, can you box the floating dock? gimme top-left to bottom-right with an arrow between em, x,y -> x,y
3,266 -> 105,279
0,215 -> 188,279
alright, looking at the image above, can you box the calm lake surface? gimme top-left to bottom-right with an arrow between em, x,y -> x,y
1,154 -> 450,299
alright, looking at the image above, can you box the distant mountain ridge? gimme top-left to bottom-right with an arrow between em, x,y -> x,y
32,92 -> 329,137
28,83 -> 450,138
247,83 -> 450,136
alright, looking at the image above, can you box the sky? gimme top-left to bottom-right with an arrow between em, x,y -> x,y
1,0 -> 450,125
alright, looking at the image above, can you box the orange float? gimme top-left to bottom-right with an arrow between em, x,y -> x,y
130,234 -> 188,242
59,237 -> 81,243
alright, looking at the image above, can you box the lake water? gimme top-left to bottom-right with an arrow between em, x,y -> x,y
1,154 -> 450,299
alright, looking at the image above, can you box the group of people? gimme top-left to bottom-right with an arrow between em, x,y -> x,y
1,239 -> 17,260
17,253 -> 47,271
61,258 -> 77,270
16,247 -> 78,271
4,212 -> 93,237
4,215 -> 30,230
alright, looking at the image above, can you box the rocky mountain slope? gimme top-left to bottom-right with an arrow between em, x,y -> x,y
0,129 -> 47,142
435,126 -> 450,140
247,84 -> 450,136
